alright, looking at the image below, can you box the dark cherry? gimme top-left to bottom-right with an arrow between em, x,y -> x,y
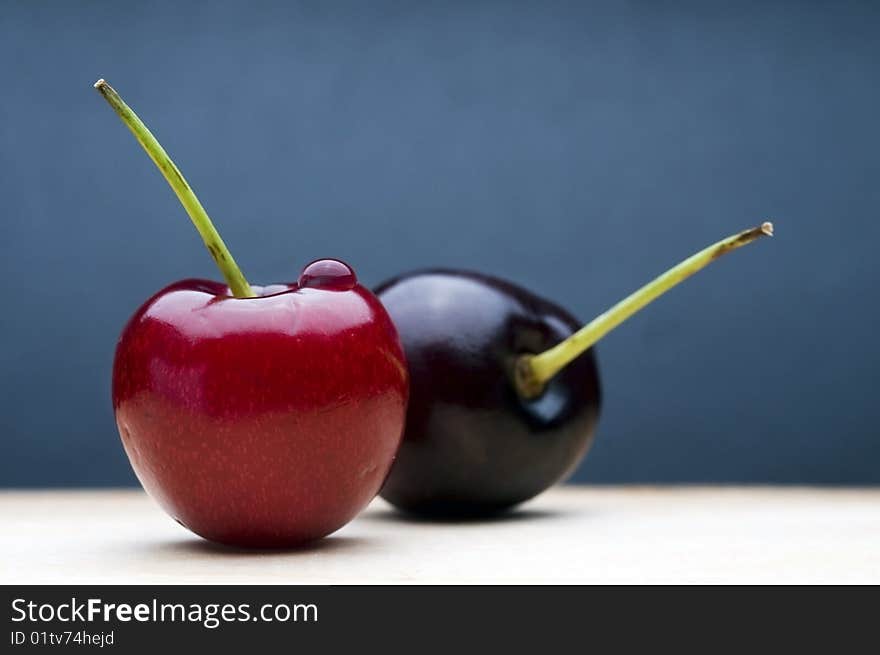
376,224 -> 774,518
375,270 -> 600,516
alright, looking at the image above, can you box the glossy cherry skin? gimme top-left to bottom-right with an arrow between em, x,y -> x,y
375,270 -> 601,517
113,260 -> 409,547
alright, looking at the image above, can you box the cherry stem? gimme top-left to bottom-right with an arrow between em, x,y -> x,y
94,79 -> 255,298
514,222 -> 774,399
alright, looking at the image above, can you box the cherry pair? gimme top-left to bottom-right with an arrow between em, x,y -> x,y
98,81 -> 772,547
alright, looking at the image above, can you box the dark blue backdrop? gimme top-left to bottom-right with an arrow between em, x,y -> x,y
1,1 -> 877,486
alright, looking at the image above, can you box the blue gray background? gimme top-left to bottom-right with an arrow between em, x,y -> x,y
1,1 -> 877,486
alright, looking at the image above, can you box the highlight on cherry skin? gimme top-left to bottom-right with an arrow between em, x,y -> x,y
96,78 -> 409,548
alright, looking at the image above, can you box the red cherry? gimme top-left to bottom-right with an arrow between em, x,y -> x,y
95,80 -> 409,547
299,259 -> 358,291
113,277 -> 408,547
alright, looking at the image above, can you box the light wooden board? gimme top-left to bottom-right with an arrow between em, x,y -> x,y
1,487 -> 878,584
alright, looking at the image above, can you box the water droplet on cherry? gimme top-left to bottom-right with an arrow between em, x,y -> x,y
298,259 -> 358,291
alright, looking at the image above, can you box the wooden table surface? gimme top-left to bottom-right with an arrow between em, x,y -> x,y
2,487 -> 878,584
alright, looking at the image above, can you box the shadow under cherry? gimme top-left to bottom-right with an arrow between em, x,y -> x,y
363,505 -> 572,526
139,533 -> 369,559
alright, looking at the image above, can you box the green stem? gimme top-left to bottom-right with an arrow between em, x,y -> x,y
94,79 -> 255,298
514,222 -> 774,399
